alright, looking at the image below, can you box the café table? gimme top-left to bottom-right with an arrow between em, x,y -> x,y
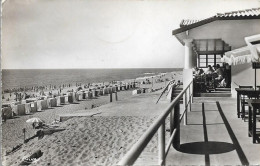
235,88 -> 260,118
247,99 -> 260,143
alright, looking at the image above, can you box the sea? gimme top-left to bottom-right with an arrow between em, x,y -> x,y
2,68 -> 182,90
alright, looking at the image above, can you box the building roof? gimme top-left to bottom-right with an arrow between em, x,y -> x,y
180,19 -> 202,27
174,8 -> 260,35
216,8 -> 260,18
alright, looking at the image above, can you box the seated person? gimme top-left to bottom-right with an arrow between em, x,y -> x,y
193,67 -> 204,76
213,64 -> 224,81
205,65 -> 214,74
35,122 -> 47,129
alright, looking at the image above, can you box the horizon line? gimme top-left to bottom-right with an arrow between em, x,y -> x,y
2,67 -> 183,70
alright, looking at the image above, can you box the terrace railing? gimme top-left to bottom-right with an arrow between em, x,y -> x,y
117,80 -> 193,166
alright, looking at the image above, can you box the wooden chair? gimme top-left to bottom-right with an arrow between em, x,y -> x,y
239,86 -> 253,121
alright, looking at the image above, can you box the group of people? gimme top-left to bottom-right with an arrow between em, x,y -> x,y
194,64 -> 224,79
193,64 -> 230,88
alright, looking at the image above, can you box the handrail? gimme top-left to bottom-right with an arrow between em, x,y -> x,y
156,79 -> 175,104
117,80 -> 193,166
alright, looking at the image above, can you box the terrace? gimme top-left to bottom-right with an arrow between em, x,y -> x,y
114,83 -> 259,165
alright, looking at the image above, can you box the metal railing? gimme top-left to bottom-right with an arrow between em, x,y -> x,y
117,81 -> 193,166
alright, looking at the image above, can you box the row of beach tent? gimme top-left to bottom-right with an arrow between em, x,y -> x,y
2,83 -> 136,119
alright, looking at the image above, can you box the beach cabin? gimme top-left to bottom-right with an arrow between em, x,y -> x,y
172,8 -> 260,97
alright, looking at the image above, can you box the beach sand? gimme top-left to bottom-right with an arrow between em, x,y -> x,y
1,72 -> 181,166
4,116 -> 163,166
2,89 -> 133,152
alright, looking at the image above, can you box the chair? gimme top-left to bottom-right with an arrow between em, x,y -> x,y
256,86 -> 260,115
239,86 -> 253,121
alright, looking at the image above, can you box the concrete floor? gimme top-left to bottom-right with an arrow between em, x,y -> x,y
166,97 -> 260,166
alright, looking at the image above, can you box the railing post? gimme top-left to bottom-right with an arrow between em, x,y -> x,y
158,121 -> 165,166
170,88 -> 174,134
173,102 -> 180,150
188,85 -> 191,112
190,82 -> 193,103
184,92 -> 187,126
170,109 -> 174,134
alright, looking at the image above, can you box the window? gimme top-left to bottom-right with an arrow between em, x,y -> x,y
198,54 -> 223,68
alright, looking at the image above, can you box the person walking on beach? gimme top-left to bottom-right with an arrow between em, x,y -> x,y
32,122 -> 36,129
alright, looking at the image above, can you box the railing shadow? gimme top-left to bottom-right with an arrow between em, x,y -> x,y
175,102 -> 249,166
216,101 -> 249,165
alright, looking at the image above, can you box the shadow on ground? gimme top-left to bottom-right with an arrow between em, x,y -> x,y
177,141 -> 235,154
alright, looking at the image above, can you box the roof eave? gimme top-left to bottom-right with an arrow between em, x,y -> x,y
172,16 -> 260,36
174,35 -> 185,46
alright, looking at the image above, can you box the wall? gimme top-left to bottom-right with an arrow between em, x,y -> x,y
188,19 -> 260,97
231,63 -> 260,97
189,19 -> 260,49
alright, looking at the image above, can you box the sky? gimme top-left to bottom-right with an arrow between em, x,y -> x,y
1,0 -> 260,69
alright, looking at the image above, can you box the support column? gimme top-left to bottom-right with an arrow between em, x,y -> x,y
184,39 -> 193,69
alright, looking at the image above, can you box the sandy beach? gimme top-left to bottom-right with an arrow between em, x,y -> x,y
4,116 -> 161,166
1,71 -> 181,166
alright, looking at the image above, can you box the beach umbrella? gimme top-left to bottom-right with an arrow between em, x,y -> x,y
26,117 -> 44,123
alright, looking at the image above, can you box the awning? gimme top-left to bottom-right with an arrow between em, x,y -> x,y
221,46 -> 252,65
245,34 -> 260,62
221,34 -> 260,65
